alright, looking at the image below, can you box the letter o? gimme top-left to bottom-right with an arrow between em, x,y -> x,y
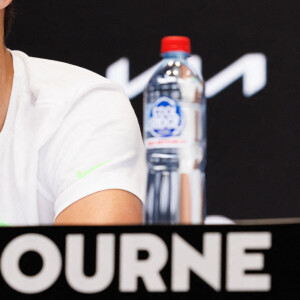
0,234 -> 62,294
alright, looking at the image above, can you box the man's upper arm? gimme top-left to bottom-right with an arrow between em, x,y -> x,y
38,83 -> 146,224
54,189 -> 143,225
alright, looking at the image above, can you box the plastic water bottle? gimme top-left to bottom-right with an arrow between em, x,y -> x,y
144,36 -> 206,224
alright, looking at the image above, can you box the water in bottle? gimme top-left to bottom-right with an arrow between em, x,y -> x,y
144,36 -> 206,224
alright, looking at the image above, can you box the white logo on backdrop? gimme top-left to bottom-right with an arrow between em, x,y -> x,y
106,54 -> 267,99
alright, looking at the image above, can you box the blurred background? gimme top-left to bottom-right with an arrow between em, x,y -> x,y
7,0 -> 300,220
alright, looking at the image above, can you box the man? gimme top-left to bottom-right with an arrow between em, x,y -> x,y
0,0 -> 146,225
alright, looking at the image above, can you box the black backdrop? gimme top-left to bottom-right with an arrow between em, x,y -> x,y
6,0 -> 300,220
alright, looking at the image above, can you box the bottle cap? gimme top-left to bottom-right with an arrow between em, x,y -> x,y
161,36 -> 191,54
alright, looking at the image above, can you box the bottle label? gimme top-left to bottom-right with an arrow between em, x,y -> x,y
146,97 -> 189,149
149,97 -> 185,137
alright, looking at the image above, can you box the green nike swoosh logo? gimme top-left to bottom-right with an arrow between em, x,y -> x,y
77,160 -> 111,179
0,220 -> 10,227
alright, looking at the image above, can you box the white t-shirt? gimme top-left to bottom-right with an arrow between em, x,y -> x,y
0,50 -> 146,226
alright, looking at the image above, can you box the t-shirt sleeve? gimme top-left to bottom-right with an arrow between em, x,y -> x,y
38,84 -> 147,220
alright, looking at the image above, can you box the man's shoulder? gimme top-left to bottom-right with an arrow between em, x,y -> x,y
12,50 -> 124,105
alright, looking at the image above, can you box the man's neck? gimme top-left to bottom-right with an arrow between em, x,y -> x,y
0,43 -> 14,132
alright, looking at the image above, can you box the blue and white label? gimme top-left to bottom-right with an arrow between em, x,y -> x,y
149,97 -> 185,137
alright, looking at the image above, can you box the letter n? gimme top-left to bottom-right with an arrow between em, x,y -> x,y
171,233 -> 221,292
